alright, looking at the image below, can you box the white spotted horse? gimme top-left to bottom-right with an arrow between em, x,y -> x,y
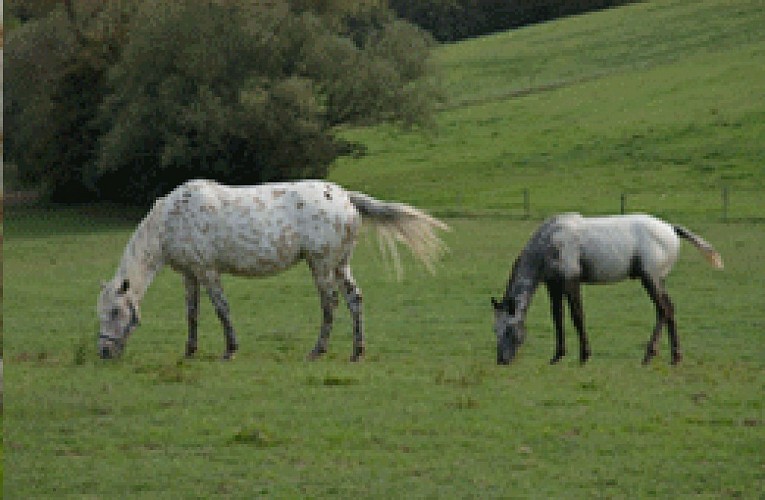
491,213 -> 723,365
98,179 -> 449,361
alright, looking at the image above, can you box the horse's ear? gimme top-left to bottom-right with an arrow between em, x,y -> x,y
118,279 -> 130,294
491,297 -> 500,309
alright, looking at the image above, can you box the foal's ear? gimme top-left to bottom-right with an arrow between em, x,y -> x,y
491,297 -> 501,309
118,279 -> 130,294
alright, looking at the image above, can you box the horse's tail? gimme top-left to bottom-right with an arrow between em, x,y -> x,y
673,225 -> 724,269
348,192 -> 450,279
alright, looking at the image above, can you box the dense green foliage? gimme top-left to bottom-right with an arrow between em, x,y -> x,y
4,0 -> 436,203
389,0 -> 635,42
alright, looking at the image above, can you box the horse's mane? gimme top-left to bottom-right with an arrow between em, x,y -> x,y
115,197 -> 167,299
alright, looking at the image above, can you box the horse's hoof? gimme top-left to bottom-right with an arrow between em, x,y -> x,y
579,349 -> 591,365
222,351 -> 236,361
350,346 -> 365,362
306,350 -> 324,361
549,355 -> 563,365
671,352 -> 683,365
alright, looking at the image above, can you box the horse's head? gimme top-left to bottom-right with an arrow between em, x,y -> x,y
492,296 -> 527,365
97,278 -> 140,359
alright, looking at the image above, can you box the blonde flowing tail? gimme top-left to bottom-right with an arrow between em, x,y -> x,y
673,225 -> 724,269
349,192 -> 450,279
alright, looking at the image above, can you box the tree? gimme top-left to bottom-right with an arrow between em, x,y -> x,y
5,0 -> 437,204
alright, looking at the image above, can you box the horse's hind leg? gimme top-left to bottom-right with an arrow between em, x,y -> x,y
203,273 -> 239,360
546,280 -> 566,364
337,264 -> 364,362
307,261 -> 339,360
641,275 -> 668,365
184,273 -> 200,358
566,282 -> 591,364
663,291 -> 681,364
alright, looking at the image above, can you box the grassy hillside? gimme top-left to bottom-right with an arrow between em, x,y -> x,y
330,0 -> 765,220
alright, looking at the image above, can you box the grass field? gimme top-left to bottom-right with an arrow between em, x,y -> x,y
4,0 -> 765,497
4,211 -> 764,497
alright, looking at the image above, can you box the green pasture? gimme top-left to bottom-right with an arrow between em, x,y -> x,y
4,210 -> 764,498
4,0 -> 765,497
332,0 -> 765,220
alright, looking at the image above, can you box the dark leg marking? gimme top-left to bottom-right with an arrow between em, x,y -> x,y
307,261 -> 339,360
338,265 -> 364,362
565,281 -> 590,364
547,280 -> 566,364
205,276 -> 239,360
184,273 -> 200,358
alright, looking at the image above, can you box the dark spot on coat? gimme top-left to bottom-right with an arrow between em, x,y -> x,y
297,201 -> 305,209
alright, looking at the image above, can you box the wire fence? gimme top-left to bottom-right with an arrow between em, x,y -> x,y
432,187 -> 765,223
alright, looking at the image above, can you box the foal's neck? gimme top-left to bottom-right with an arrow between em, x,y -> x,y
115,200 -> 166,303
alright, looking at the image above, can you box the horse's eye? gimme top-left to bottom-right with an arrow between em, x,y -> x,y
110,308 -> 120,320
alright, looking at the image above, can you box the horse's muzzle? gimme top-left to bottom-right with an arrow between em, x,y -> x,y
98,334 -> 122,359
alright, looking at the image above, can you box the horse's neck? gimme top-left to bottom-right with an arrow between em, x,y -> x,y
503,253 -> 540,318
116,200 -> 165,302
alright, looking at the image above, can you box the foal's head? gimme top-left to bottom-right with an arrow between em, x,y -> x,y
97,278 -> 140,359
491,296 -> 527,365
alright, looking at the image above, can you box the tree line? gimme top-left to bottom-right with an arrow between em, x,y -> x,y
5,0 -> 633,204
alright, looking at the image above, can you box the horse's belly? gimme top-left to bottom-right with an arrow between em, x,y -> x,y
214,228 -> 304,276
580,245 -> 633,283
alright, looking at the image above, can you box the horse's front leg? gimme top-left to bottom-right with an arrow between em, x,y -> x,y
546,281 -> 566,364
183,273 -> 200,358
204,274 -> 239,360
565,282 -> 591,364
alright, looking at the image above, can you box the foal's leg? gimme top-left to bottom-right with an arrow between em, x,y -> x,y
640,275 -> 667,365
337,264 -> 364,362
183,273 -> 201,358
565,282 -> 591,364
307,261 -> 339,360
203,273 -> 239,360
546,280 -> 566,364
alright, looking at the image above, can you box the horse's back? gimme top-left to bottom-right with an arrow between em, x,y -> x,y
546,214 -> 679,282
160,180 -> 360,276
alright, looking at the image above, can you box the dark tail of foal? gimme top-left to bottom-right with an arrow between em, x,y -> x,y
673,225 -> 724,269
